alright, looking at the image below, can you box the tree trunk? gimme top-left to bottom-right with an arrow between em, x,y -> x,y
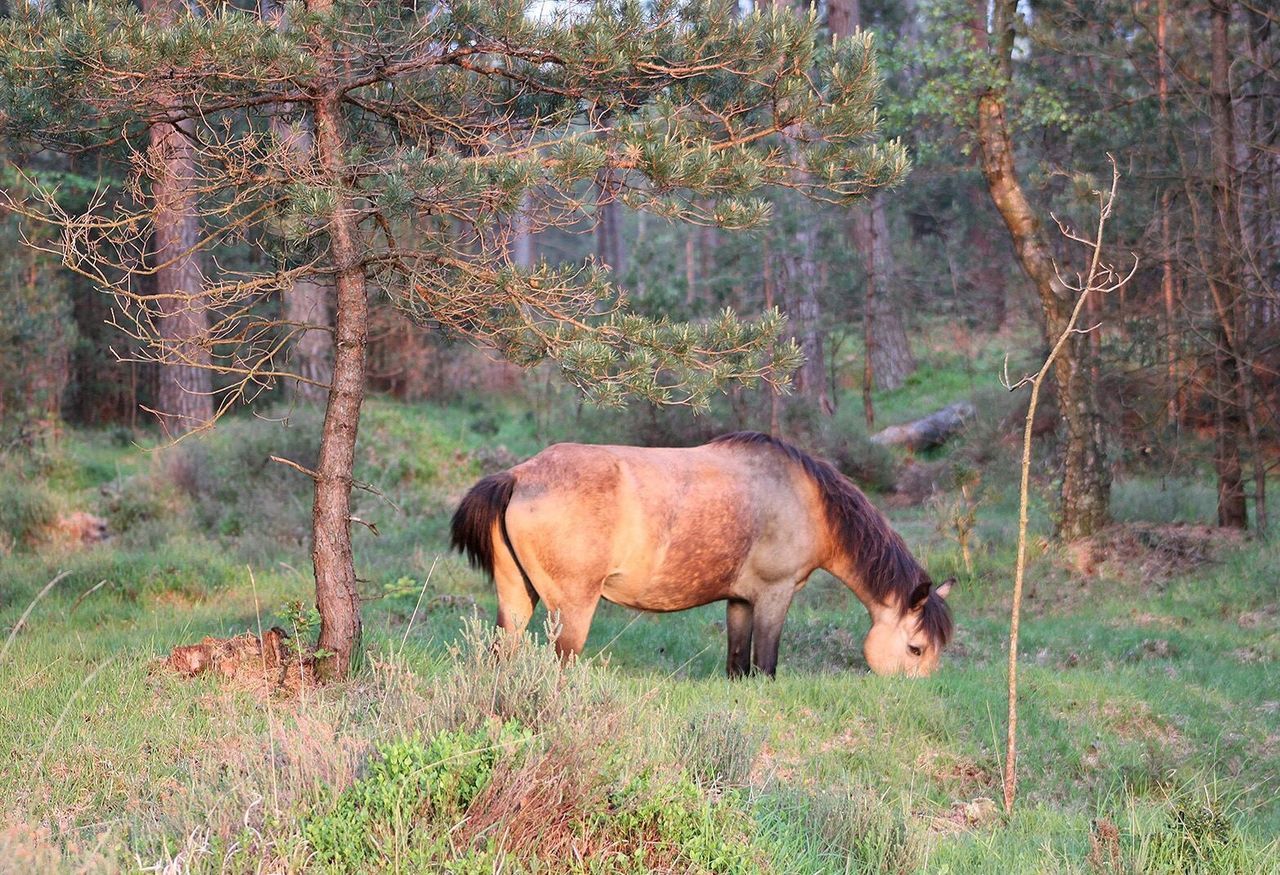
1208,0 -> 1249,528
830,0 -> 915,395
263,0 -> 332,404
775,219 -> 834,415
759,0 -> 833,418
594,117 -> 625,277
1156,0 -> 1179,424
308,2 -> 367,677
145,0 -> 212,434
283,272 -> 333,402
596,198 -> 624,275
684,231 -> 697,306
975,0 -> 1109,539
510,191 -> 536,269
851,199 -> 916,391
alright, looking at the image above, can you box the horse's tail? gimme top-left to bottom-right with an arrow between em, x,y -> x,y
450,472 -> 518,579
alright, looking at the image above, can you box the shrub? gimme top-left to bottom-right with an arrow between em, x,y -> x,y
596,770 -> 762,874
301,623 -> 766,874
761,786 -> 922,875
303,724 -> 527,872
0,471 -> 57,553
1121,788 -> 1279,875
168,410 -> 321,549
416,615 -> 618,735
678,710 -> 763,791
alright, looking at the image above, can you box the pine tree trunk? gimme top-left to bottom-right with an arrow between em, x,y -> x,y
263,0 -> 333,403
775,220 -> 833,415
283,274 -> 333,402
975,1 -> 1109,539
510,191 -> 536,269
309,4 -> 366,677
851,199 -> 915,391
596,198 -> 624,275
145,0 -> 211,433
829,0 -> 915,394
1208,0 -> 1248,528
1156,0 -> 1179,424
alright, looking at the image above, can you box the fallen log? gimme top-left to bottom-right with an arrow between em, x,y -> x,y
870,401 -> 976,452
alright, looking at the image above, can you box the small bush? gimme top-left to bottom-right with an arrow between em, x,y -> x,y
596,770 -> 762,874
169,411 -> 321,548
823,433 -> 897,492
418,615 -> 618,735
762,786 -> 922,875
678,711 -> 763,791
304,724 -> 527,872
1124,788 -> 1278,875
0,472 -> 57,553
302,623 -> 766,874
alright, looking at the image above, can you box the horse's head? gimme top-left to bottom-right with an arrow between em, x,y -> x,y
863,576 -> 954,677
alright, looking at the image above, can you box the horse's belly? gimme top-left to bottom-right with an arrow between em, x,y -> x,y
593,557 -> 737,611
600,564 -> 735,613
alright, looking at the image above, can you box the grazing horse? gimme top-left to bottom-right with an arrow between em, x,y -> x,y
451,432 -> 953,677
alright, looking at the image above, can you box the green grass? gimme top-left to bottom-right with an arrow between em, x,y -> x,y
1,372 -> 1278,872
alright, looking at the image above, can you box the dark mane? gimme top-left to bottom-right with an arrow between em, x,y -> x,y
708,431 -> 953,650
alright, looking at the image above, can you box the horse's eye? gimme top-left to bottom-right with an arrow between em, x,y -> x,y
907,645 -> 923,657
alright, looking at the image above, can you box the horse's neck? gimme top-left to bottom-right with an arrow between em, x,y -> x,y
823,550 -> 899,623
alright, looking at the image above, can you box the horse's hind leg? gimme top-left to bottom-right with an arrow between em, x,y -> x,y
492,524 -> 539,636
726,599 -> 754,678
548,591 -> 602,663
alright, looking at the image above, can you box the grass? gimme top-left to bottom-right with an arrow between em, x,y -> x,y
1,356 -> 1278,872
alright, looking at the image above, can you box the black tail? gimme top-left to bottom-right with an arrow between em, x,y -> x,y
450,472 -> 518,578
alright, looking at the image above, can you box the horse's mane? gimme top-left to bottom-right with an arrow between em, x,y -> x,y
708,431 -> 953,650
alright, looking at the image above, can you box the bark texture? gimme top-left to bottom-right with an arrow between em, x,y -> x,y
775,219 -> 833,415
830,0 -> 916,396
308,1 -> 366,677
145,0 -> 212,433
975,0 -> 1109,539
758,0 -> 833,417
850,199 -> 916,392
1207,0 -> 1249,529
263,0 -> 333,403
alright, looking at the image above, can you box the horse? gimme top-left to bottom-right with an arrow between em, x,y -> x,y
451,431 -> 953,677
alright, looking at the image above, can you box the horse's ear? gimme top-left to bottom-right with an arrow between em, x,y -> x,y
935,577 -> 955,600
909,579 -> 931,611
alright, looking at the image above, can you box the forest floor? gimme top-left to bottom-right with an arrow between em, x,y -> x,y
1,340 -> 1278,873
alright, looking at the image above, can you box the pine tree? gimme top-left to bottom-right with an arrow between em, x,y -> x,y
1,0 -> 906,675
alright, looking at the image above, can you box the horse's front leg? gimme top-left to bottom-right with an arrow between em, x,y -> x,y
726,599 -> 754,678
751,588 -> 796,678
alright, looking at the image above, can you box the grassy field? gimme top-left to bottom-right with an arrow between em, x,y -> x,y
2,348 -> 1278,872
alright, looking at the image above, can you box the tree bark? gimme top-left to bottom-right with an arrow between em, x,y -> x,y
775,219 -> 834,415
144,0 -> 212,434
594,115 -> 625,277
1156,0 -> 1179,424
831,0 -> 916,395
975,0 -> 1109,539
596,196 -> 624,275
263,0 -> 333,404
1208,0 -> 1249,528
851,200 -> 916,391
308,0 -> 367,677
510,191 -> 536,269
758,0 -> 833,418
